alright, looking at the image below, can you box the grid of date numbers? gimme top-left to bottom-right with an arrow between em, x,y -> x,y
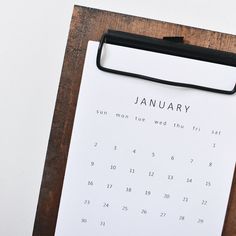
78,139 -> 217,229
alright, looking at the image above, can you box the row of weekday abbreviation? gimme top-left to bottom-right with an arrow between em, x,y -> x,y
96,109 -> 222,135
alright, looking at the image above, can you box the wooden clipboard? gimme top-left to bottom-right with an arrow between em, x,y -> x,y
33,5 -> 236,236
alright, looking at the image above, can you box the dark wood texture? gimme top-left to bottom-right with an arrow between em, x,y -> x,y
33,5 -> 236,236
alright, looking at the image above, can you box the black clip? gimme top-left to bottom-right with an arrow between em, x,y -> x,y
163,36 -> 184,43
97,30 -> 236,95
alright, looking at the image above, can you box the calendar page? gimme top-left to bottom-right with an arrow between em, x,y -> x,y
55,41 -> 236,236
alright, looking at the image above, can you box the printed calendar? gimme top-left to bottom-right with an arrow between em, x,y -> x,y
55,41 -> 236,236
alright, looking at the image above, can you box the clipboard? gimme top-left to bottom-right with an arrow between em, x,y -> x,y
33,5 -> 236,236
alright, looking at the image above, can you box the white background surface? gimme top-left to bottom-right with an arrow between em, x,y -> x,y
0,1 -> 236,235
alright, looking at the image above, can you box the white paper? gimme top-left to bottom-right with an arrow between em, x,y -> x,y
55,41 -> 236,236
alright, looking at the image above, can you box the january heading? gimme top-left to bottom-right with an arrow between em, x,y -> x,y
134,96 -> 190,113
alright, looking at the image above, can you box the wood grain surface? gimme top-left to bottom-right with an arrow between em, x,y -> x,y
33,5 -> 236,236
